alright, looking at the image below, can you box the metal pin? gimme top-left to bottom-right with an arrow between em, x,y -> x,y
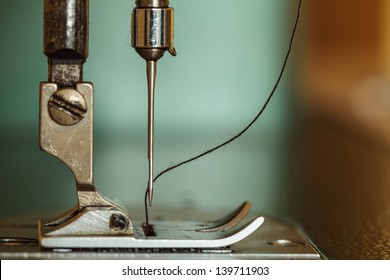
147,60 -> 157,206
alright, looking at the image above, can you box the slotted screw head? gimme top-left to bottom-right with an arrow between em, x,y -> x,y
110,214 -> 130,231
48,88 -> 87,125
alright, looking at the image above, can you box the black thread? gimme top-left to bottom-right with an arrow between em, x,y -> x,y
144,0 -> 303,225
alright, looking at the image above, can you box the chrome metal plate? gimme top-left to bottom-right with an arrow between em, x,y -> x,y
0,215 -> 322,259
39,217 -> 264,249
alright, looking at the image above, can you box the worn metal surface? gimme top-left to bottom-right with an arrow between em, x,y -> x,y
42,209 -> 133,237
48,87 -> 87,125
44,0 -> 88,87
40,83 -> 94,188
0,214 -> 321,259
44,0 -> 88,62
39,217 -> 264,249
38,202 -> 262,249
40,82 -> 133,236
49,64 -> 84,89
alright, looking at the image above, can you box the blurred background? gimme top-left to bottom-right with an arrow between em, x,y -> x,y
291,0 -> 390,259
1,0 -> 390,259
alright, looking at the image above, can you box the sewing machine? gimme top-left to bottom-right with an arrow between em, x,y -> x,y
0,0 -> 321,259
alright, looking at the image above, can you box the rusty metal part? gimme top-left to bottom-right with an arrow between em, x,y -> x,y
44,0 -> 89,87
49,64 -> 83,88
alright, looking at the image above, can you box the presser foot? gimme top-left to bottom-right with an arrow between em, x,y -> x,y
39,190 -> 133,238
38,201 -> 264,249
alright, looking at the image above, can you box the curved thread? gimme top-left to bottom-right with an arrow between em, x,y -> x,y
144,0 -> 303,226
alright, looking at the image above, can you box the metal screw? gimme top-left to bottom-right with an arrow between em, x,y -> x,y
48,88 -> 87,125
110,214 -> 129,232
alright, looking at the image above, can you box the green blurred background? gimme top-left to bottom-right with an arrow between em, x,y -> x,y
0,0 -> 294,218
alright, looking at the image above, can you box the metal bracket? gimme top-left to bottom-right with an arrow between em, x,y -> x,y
39,82 -> 133,237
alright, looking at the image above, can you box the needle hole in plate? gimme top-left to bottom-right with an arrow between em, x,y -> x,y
142,223 -> 156,237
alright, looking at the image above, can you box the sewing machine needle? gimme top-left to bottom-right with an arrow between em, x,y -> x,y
147,60 -> 156,206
